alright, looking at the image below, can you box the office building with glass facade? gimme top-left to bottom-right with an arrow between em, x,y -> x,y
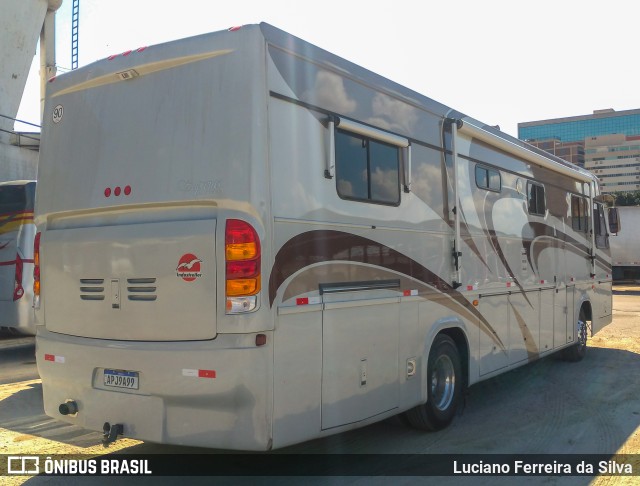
518,108 -> 640,193
518,108 -> 640,143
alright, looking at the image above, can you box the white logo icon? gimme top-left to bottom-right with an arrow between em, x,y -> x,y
8,456 -> 39,475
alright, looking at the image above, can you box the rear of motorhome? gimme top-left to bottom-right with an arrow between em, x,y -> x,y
0,180 -> 36,335
35,23 -> 613,450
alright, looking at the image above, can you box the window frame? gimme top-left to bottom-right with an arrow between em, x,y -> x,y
331,117 -> 409,207
335,129 -> 401,206
570,194 -> 589,232
593,202 -> 609,249
474,164 -> 501,192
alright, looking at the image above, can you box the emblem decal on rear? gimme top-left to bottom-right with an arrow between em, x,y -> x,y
52,104 -> 64,124
176,253 -> 202,282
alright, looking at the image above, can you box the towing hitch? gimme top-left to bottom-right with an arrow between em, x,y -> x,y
102,422 -> 124,447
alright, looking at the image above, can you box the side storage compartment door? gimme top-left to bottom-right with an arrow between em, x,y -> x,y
321,287 -> 399,429
478,294 -> 509,376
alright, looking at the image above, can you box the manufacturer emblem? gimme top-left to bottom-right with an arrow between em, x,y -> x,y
176,253 -> 202,282
52,104 -> 64,124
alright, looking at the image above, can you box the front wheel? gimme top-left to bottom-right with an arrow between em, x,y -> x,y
404,334 -> 463,431
563,308 -> 588,362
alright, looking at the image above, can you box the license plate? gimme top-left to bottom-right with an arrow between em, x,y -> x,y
104,369 -> 139,390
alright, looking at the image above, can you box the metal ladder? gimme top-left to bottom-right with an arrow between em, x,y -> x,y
71,0 -> 80,70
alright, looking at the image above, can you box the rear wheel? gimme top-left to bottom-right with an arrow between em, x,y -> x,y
563,308 -> 588,362
404,334 -> 462,431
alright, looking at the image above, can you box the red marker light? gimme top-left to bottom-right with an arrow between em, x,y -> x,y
197,369 -> 216,379
228,26 -> 242,32
136,46 -> 147,53
122,50 -> 132,57
114,186 -> 121,196
124,185 -> 131,196
104,187 -> 111,197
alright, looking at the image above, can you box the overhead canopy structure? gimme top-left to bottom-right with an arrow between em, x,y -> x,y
0,0 -> 62,180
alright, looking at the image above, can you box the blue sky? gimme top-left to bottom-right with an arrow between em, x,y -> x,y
17,0 -> 639,137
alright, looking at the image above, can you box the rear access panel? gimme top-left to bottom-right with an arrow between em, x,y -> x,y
42,218 -> 217,341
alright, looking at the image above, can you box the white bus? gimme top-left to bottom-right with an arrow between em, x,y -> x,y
35,23 -> 613,450
0,180 -> 36,335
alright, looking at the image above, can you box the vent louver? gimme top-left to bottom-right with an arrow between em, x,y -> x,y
80,279 -> 105,300
127,278 -> 157,301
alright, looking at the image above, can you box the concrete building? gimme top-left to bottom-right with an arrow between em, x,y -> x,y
0,0 -> 60,181
585,134 -> 640,193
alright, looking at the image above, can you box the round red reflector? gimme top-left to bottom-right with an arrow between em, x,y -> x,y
104,187 -> 111,197
124,185 -> 132,196
114,186 -> 122,196
123,50 -> 132,57
137,46 -> 147,53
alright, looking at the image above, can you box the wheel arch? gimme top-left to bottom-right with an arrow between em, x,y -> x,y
578,298 -> 593,336
581,299 -> 593,321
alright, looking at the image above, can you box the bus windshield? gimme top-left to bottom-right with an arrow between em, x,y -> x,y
0,185 -> 29,214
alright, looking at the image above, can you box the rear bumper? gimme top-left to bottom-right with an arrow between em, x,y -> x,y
36,328 -> 273,450
0,296 -> 35,335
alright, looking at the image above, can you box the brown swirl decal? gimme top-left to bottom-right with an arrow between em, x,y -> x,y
268,230 -> 506,349
509,302 -> 539,361
525,222 -> 611,274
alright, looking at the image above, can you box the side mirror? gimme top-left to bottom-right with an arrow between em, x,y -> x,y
608,207 -> 621,234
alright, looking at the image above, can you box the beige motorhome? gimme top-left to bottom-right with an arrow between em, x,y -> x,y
35,23 -> 612,450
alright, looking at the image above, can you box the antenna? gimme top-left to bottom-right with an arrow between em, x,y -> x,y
71,0 -> 80,70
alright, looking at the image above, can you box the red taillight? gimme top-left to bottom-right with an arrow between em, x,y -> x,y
225,220 -> 260,312
226,260 -> 259,279
226,220 -> 261,252
13,253 -> 24,301
33,232 -> 41,305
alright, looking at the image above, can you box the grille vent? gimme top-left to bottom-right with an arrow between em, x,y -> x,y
80,279 -> 105,300
127,278 -> 157,301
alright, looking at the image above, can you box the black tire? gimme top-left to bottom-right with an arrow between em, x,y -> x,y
404,334 -> 462,431
563,308 -> 588,362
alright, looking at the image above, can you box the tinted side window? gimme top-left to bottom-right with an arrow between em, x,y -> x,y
527,182 -> 546,216
571,195 -> 589,232
594,202 -> 609,249
0,185 -> 27,213
335,129 -> 400,205
475,165 -> 501,192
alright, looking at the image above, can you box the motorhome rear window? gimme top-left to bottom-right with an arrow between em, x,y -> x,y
527,182 -> 546,216
0,186 -> 27,213
335,129 -> 400,205
475,165 -> 501,192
